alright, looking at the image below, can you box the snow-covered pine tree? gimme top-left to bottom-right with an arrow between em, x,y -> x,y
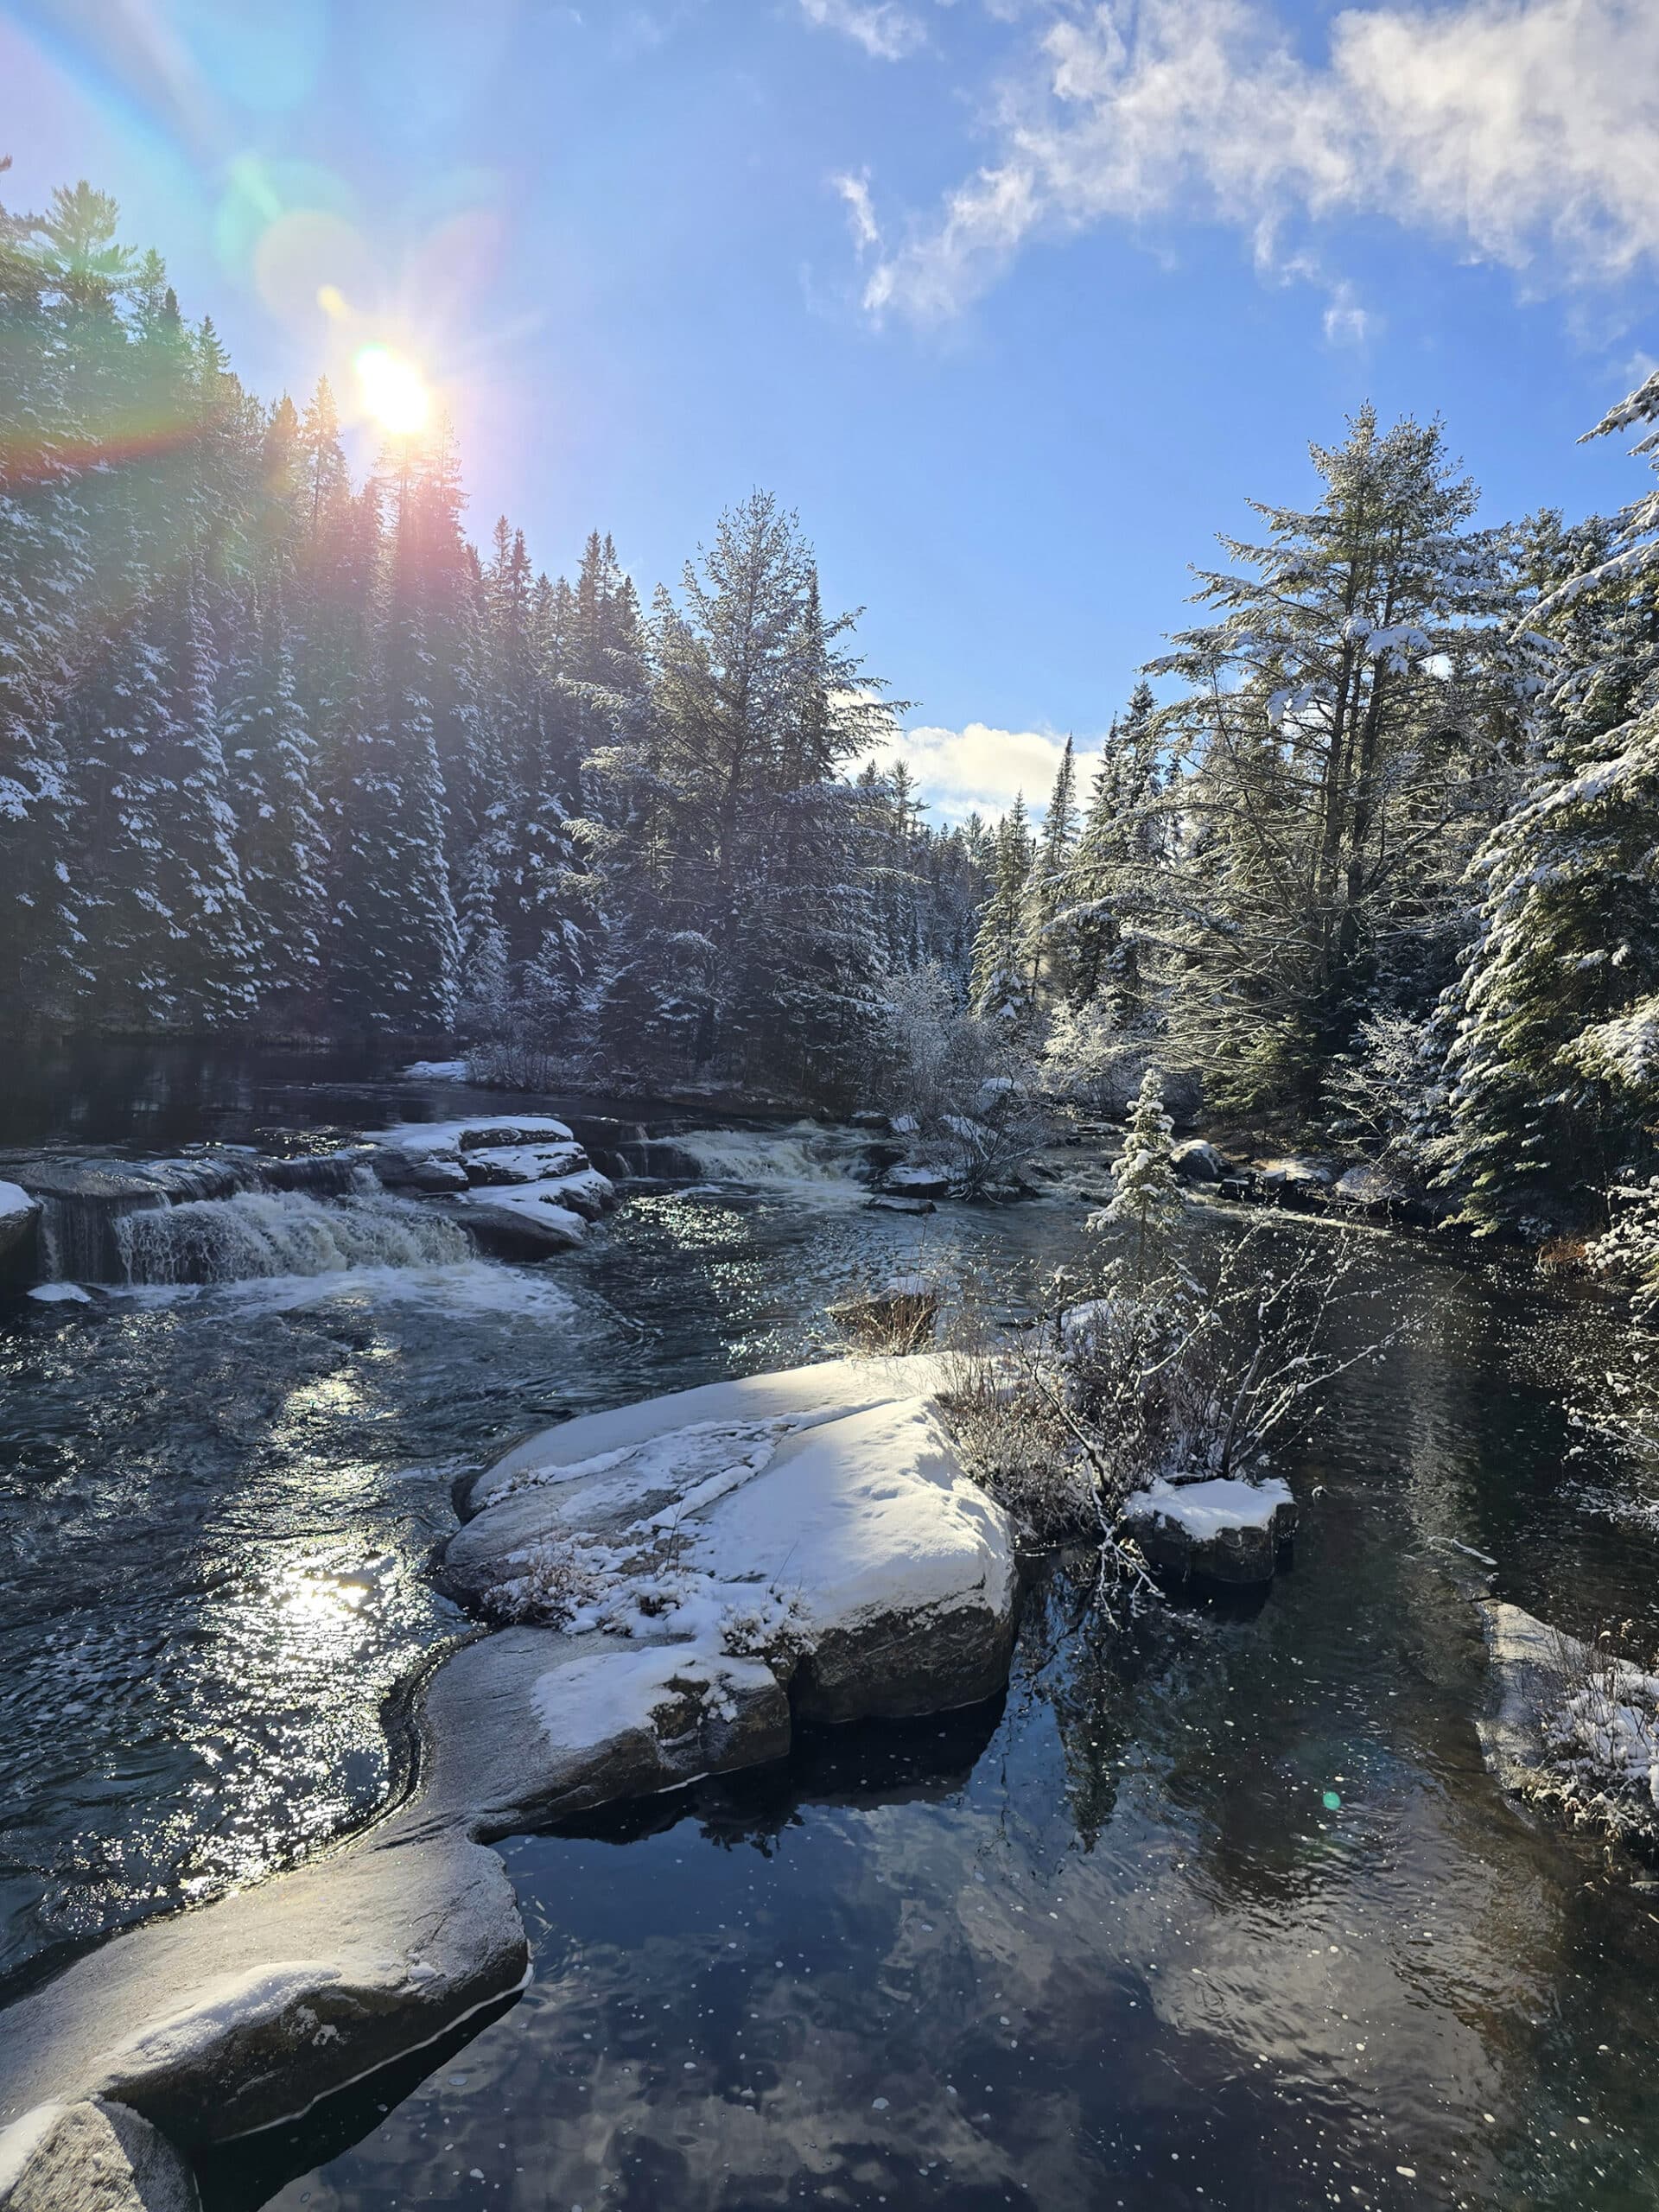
327,443 -> 460,1033
1091,1065 -> 1185,1284
1051,683 -> 1165,1023
1439,385 -> 1659,1229
1150,409 -> 1510,1118
970,797 -> 1036,1031
223,581 -> 325,1000
0,164 -> 90,1023
1023,735 -> 1077,1005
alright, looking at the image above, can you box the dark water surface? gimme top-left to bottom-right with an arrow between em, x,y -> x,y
5,1047 -> 1659,2209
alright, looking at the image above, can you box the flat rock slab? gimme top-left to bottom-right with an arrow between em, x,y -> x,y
1123,1475 -> 1297,1584
0,1833 -> 525,2145
0,2099 -> 200,2212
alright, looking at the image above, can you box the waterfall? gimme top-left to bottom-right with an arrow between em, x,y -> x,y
37,1192 -> 167,1283
113,1187 -> 471,1287
664,1123 -> 873,1196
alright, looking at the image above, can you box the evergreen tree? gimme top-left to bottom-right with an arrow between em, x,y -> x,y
971,798 -> 1036,1029
1439,385 -> 1659,1228
223,582 -> 325,998
1092,1066 -> 1185,1284
1150,409 -> 1510,1116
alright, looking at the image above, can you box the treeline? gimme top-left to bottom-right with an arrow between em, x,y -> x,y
959,400 -> 1659,1236
0,175 -> 982,1093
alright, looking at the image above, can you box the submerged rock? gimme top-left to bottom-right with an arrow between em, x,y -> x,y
1122,1475 -> 1297,1584
0,2096 -> 200,2212
866,1194 -> 935,1215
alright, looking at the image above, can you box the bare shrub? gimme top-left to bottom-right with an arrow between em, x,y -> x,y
938,1224 -> 1386,1590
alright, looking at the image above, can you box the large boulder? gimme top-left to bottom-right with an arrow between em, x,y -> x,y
443,1358 -> 1017,1733
880,1165 -> 953,1200
1256,1157 -> 1332,1206
1122,1475 -> 1297,1584
448,1189 -> 588,1255
1170,1139 -> 1224,1184
0,2097 -> 199,2212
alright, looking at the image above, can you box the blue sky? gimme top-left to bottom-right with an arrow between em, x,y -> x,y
4,0 -> 1656,818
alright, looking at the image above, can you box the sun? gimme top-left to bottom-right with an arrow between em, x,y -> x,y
354,344 -> 429,435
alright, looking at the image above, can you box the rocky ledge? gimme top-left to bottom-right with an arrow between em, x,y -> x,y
0,1357 -> 1017,2202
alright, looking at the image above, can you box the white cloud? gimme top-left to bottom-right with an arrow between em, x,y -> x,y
1322,281 -> 1376,346
835,168 -> 882,252
860,0 -> 1659,321
862,721 -> 1098,822
799,0 -> 930,61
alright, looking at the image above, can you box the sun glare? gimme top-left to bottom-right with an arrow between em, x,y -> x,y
354,344 -> 429,435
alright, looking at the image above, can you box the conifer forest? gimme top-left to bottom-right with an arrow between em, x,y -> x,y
9,175 -> 1659,1245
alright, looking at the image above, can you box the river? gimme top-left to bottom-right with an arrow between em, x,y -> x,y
3,1046 -> 1657,2210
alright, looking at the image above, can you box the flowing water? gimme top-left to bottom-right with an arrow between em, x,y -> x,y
4,1047 -> 1659,2210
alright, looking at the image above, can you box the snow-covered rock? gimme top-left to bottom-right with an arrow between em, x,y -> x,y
367,1116 -> 576,1158
1332,1162 -> 1406,1211
880,1164 -> 953,1200
1256,1157 -> 1332,1201
1478,1600 -> 1659,1842
1122,1475 -> 1297,1583
367,1118 -> 614,1256
400,1058 -> 470,1080
458,1141 -> 591,1186
0,1830 -> 524,2147
441,1357 -> 1016,1757
453,1187 -> 588,1255
27,1283 -> 92,1306
0,2096 -> 200,2212
1169,1139 -> 1224,1184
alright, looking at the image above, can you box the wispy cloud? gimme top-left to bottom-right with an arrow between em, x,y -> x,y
863,721 -> 1098,822
857,0 -> 1659,322
835,168 -> 882,253
799,0 -> 930,61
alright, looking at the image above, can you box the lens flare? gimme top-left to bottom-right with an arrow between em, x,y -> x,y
354,345 -> 429,435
